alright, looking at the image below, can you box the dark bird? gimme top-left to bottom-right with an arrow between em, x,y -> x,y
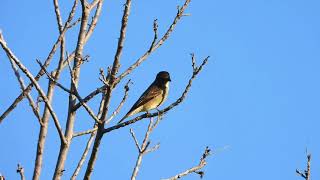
118,71 -> 171,124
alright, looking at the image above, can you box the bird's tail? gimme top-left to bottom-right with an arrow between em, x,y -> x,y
117,114 -> 128,124
117,107 -> 141,124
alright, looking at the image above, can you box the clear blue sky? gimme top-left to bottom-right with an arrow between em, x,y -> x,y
1,0 -> 320,179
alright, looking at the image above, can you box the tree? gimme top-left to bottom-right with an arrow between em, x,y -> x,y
0,0 -> 210,179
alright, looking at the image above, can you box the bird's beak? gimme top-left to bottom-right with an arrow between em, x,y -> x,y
168,77 -> 171,82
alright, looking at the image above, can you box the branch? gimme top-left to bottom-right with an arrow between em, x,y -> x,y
73,0 -> 192,109
0,32 -> 66,144
130,117 -> 160,180
16,164 -> 25,180
83,0 -> 131,178
73,127 -> 98,138
104,55 -> 209,134
116,0 -> 191,83
71,130 -> 97,180
37,59 -> 101,124
296,153 -> 311,180
105,79 -> 131,124
163,147 -> 211,180
6,47 -> 42,125
0,0 -> 78,123
53,0 -> 64,32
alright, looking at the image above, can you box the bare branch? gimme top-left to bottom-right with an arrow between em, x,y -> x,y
163,147 -> 211,180
130,128 -> 142,152
84,0 -> 132,177
75,0 -> 192,108
110,0 -> 131,80
37,59 -> 101,124
130,118 -> 159,180
71,130 -> 97,180
104,55 -> 209,134
117,0 -> 191,83
16,164 -> 25,180
296,153 -> 311,180
53,0 -> 64,32
105,79 -> 131,124
73,127 -> 98,138
53,0 -> 97,177
0,0 -> 78,123
0,32 -> 66,143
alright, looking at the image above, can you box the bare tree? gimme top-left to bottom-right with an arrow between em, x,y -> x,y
0,0 -> 210,179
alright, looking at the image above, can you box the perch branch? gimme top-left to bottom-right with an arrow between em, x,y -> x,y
107,55 -> 209,133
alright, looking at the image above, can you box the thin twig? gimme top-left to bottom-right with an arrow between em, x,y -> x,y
130,128 -> 142,152
163,147 -> 211,180
16,164 -> 25,180
73,127 -> 98,138
296,153 -> 311,180
130,117 -> 160,180
105,79 -> 131,124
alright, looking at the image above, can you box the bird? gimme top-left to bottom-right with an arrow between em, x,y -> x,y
118,71 -> 171,124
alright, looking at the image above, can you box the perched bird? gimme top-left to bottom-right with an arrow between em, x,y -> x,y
118,71 -> 171,124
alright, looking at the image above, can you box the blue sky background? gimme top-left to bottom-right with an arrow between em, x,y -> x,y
1,0 -> 320,179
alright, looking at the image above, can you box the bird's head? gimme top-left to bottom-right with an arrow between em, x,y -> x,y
156,71 -> 171,82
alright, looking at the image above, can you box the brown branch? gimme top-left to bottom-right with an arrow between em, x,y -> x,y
32,1 -> 77,178
0,0 -> 78,123
296,153 -> 311,180
163,147 -> 211,180
0,32 -> 66,144
53,0 -> 101,178
116,0 -> 191,83
83,0 -> 131,178
71,130 -> 97,180
53,0 -> 64,32
104,55 -> 209,134
16,164 -> 25,180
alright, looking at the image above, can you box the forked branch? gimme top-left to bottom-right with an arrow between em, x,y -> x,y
163,146 -> 211,180
296,153 -> 311,180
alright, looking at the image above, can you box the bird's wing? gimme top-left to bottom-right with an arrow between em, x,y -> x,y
128,83 -> 163,112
